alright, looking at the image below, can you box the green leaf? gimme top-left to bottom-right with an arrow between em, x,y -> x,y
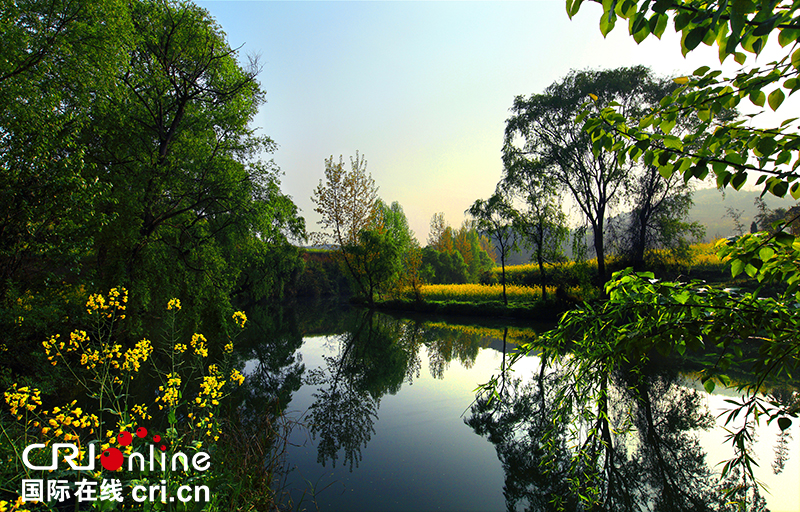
778,28 -> 800,47
777,417 -> 792,431
566,0 -> 584,18
652,13 -> 668,38
703,379 -> 716,394
758,246 -> 775,261
791,182 -> 800,200
731,172 -> 748,190
693,65 -> 711,76
793,48 -> 800,69
684,26 -> 709,52
600,11 -> 617,37
771,180 -> 789,197
749,90 -> 765,107
731,258 -> 745,277
663,135 -> 683,150
775,231 -> 795,246
768,89 -> 785,111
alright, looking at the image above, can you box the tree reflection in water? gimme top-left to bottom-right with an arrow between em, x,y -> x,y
467,358 -> 768,512
306,310 -> 420,471
304,311 -> 540,473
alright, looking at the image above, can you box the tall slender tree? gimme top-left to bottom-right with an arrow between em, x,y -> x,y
468,192 -> 518,306
499,159 -> 568,300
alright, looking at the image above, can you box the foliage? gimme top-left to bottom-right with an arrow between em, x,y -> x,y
343,228 -> 401,306
0,0 -> 129,302
419,247 -> 470,285
500,0 -> 800,496
468,193 -> 519,305
0,290 -> 267,510
425,214 -> 496,283
498,158 -> 569,299
504,66 -> 680,283
2,0 -> 305,347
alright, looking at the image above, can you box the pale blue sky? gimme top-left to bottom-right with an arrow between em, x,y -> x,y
197,0 -> 756,241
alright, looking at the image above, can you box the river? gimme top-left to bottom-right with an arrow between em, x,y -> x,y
242,304 -> 799,512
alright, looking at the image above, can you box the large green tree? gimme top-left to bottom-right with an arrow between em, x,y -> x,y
84,0 -> 304,326
2,0 -> 305,341
0,0 -> 130,303
503,66 -> 679,283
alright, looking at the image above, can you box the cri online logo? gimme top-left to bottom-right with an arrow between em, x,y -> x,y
22,426 -> 210,473
101,427 -> 168,471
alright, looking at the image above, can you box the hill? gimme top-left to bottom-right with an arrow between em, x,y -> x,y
688,188 -> 798,241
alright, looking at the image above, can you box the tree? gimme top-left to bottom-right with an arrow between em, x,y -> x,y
425,214 -> 495,283
500,0 -> 800,495
312,152 -> 379,299
623,165 -> 705,268
753,197 -> 789,234
468,192 -> 518,305
504,66 -> 677,283
499,160 -> 568,300
1,0 -> 305,339
0,0 -> 130,303
313,152 -> 378,248
80,0 -> 305,329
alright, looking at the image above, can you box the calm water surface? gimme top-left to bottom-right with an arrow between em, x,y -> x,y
244,307 -> 798,512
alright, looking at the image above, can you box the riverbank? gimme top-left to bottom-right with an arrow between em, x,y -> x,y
370,297 -> 573,319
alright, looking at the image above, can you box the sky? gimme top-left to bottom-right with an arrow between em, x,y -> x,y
196,0 -> 787,242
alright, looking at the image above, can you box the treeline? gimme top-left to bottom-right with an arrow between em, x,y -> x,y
2,0 -> 305,368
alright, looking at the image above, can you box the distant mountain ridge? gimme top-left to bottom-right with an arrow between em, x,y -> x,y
688,188 -> 798,241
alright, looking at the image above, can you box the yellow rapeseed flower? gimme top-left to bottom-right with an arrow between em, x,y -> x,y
232,311 -> 247,329
167,298 -> 181,311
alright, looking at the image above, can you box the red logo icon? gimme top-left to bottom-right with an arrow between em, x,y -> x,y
100,426 -> 168,471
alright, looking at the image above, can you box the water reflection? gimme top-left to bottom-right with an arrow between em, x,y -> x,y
303,310 -> 541,472
467,358 -> 769,512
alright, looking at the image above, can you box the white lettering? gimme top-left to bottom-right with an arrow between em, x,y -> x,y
192,452 -> 210,471
132,486 -> 147,502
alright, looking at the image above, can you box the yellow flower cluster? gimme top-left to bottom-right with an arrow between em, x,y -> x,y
198,374 -> 224,407
40,402 -> 99,441
86,287 -> 127,319
230,369 -> 245,386
167,298 -> 181,311
79,343 -> 123,370
4,384 -> 42,420
42,334 -> 61,365
174,343 -> 187,353
232,311 -> 247,329
224,342 -> 233,353
122,338 -> 153,374
190,366 -> 229,440
157,373 -> 182,410
131,403 -> 151,421
191,333 -> 208,358
0,496 -> 28,512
